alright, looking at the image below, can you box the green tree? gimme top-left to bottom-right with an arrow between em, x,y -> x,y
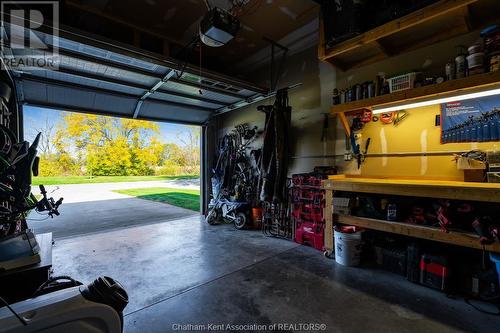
55,113 -> 163,176
177,126 -> 200,168
162,143 -> 186,165
34,111 -> 200,177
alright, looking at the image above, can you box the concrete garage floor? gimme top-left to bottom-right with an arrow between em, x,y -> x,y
51,216 -> 500,333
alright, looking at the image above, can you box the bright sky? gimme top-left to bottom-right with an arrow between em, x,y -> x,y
23,105 -> 198,146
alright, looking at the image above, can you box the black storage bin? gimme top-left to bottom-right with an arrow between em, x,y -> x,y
320,0 -> 365,48
407,242 -> 421,283
375,246 -> 407,276
317,0 -> 440,48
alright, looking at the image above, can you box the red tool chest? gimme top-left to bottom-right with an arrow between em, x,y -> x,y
292,173 -> 327,251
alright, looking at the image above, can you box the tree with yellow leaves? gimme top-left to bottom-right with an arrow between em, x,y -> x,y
55,112 -> 164,176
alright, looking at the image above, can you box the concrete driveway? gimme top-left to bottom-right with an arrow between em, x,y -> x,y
28,179 -> 200,239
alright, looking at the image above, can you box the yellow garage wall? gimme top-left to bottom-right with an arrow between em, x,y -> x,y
342,105 -> 499,180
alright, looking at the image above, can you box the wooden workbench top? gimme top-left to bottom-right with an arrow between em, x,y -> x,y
322,176 -> 500,202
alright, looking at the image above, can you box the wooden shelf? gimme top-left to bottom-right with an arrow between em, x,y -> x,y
329,70 -> 500,114
322,176 -> 500,202
337,214 -> 500,253
319,0 -> 478,71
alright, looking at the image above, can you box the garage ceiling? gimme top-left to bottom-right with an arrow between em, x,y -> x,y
5,24 -> 268,125
61,0 -> 319,73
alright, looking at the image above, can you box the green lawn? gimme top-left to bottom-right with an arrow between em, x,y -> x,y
113,187 -> 200,211
32,175 -> 199,185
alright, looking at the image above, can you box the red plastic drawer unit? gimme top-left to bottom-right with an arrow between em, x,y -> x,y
291,173 -> 329,251
299,213 -> 314,223
313,192 -> 325,207
312,212 -> 324,223
292,188 -> 301,201
301,204 -> 312,214
292,176 -> 303,186
294,221 -> 325,251
300,189 -> 315,201
292,203 -> 302,211
299,212 -> 324,223
419,254 -> 450,291
305,176 -> 322,187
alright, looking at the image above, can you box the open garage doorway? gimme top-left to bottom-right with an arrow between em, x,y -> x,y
24,105 -> 201,240
1,9 -> 270,324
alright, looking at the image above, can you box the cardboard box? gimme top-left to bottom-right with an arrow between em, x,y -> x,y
464,169 -> 486,182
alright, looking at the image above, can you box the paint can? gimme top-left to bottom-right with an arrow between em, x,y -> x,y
455,54 -> 467,78
354,84 -> 361,101
446,61 -> 456,81
468,44 -> 482,55
467,52 -> 484,75
455,45 -> 467,79
361,82 -> 368,99
367,81 -> 374,98
334,227 -> 363,266
340,89 -> 346,104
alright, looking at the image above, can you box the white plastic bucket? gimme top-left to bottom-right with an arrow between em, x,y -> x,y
334,228 -> 363,266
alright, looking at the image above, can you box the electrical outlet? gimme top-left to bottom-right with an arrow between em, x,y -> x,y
344,152 -> 353,161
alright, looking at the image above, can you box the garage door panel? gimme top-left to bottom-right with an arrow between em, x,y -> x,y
12,29 -> 266,124
153,91 -> 226,109
59,38 -> 165,75
180,73 -> 257,99
23,80 -> 136,116
58,56 -> 159,87
162,81 -> 240,104
139,100 -> 212,124
27,70 -> 145,96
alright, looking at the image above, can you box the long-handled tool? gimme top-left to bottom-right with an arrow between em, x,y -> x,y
357,137 -> 371,169
350,130 -> 371,169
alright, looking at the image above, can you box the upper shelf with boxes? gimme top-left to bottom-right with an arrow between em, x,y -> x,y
329,25 -> 500,116
318,0 -> 499,71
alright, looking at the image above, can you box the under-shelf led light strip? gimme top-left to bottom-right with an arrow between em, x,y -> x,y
372,88 -> 500,114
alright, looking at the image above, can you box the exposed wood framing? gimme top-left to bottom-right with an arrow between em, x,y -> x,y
65,0 -> 183,57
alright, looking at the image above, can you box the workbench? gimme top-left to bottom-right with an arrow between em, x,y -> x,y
322,176 -> 500,253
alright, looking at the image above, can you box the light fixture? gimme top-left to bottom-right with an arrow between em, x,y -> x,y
372,87 -> 500,114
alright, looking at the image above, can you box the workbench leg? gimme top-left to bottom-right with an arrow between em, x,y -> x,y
324,188 -> 334,254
